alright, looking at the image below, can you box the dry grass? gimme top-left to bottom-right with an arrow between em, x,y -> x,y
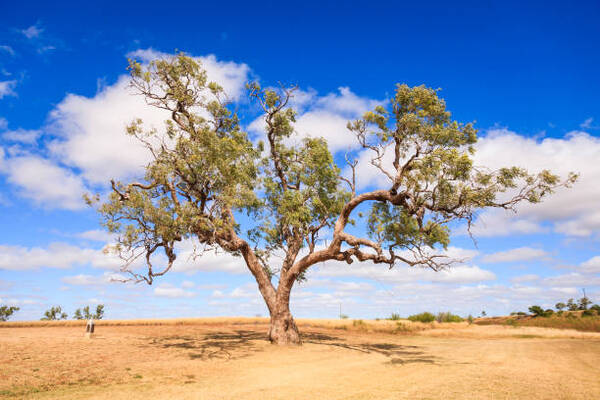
2,318 -> 600,399
476,313 -> 600,332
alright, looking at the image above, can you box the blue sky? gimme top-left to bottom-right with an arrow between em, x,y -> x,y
1,1 -> 599,321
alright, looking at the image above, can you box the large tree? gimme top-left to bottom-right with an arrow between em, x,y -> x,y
90,53 -> 575,344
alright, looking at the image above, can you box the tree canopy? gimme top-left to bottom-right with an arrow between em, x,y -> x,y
89,53 -> 576,344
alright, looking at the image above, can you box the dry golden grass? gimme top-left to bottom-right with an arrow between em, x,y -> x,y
2,318 -> 600,399
476,313 -> 600,332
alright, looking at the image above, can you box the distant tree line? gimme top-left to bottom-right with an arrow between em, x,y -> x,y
524,294 -> 599,318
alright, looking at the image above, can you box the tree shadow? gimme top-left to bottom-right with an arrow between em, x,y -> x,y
145,329 -> 436,365
301,332 -> 437,365
147,330 -> 266,361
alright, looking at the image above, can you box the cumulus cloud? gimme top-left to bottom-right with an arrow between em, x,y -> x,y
482,247 -> 549,263
470,129 -> 600,237
248,87 -> 380,153
46,50 -> 251,185
1,155 -> 87,210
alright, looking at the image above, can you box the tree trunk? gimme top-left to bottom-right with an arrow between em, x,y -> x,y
268,299 -> 301,345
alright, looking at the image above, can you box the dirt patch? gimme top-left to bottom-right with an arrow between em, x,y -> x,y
1,320 -> 599,399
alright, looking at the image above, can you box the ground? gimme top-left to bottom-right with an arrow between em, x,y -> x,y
1,318 -> 599,399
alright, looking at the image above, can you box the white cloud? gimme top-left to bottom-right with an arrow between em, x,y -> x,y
312,260 -> 495,285
580,256 -> 600,273
154,283 -> 196,298
181,280 -> 195,289
76,230 -> 114,242
61,272 -> 128,286
47,50 -> 251,184
21,24 -> 43,39
2,129 -> 42,144
580,117 -> 593,129
0,242 -> 122,271
0,117 -> 7,130
2,155 -> 87,210
249,86 -> 380,153
482,247 -> 549,263
0,80 -> 17,98
470,129 -> 600,237
510,274 -> 540,284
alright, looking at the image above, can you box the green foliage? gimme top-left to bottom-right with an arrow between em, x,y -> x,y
435,312 -> 463,323
590,304 -> 600,313
339,314 -> 349,319
0,305 -> 20,322
389,313 -> 401,320
467,314 -> 474,325
578,296 -> 592,310
528,305 -> 553,317
74,305 -> 105,320
87,52 -> 573,330
567,298 -> 578,311
555,302 -> 566,311
582,309 -> 595,317
408,312 -> 435,323
41,306 -> 67,321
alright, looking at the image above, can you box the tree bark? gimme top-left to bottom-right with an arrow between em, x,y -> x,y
268,302 -> 301,345
268,279 -> 301,345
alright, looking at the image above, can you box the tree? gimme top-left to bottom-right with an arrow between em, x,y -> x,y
89,53 -> 575,344
41,306 -> 68,321
567,298 -> 578,311
555,302 -> 566,311
73,304 -> 105,320
528,305 -> 545,317
578,296 -> 592,311
0,305 -> 20,322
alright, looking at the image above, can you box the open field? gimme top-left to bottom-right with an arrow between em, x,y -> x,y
2,318 -> 600,399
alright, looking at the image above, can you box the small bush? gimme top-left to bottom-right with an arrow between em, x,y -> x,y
389,313 -> 401,321
582,309 -> 595,317
339,314 -> 348,319
408,312 -> 435,323
435,312 -> 463,323
467,314 -> 474,325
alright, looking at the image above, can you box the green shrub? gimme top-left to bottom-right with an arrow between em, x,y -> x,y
582,309 -> 595,317
339,314 -> 349,319
389,313 -> 401,320
408,312 -> 435,323
467,314 -> 474,325
435,311 -> 463,323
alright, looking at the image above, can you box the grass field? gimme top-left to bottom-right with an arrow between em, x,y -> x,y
2,318 -> 600,399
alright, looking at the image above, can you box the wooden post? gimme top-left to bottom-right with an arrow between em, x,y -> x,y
84,318 -> 95,338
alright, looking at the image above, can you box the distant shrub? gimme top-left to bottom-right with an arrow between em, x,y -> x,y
352,319 -> 368,330
582,309 -> 595,317
389,313 -> 401,321
394,322 -> 411,333
467,314 -> 474,325
544,309 -> 554,317
339,314 -> 349,319
528,305 -> 544,317
408,312 -> 435,323
590,304 -> 600,313
435,312 -> 463,323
